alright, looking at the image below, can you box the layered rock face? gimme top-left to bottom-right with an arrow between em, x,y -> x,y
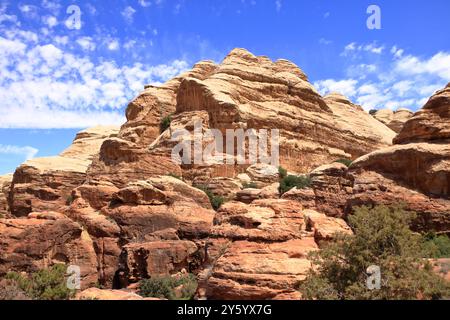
202,199 -> 350,299
8,126 -> 119,217
349,84 -> 450,233
0,214 -> 98,288
174,49 -> 395,173
0,49 -> 448,300
373,108 -> 414,133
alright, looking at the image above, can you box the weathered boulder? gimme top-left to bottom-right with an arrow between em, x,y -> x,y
303,209 -> 352,244
117,240 -> 201,286
0,216 -> 98,289
102,176 -> 215,241
206,238 -> 318,300
211,199 -> 307,242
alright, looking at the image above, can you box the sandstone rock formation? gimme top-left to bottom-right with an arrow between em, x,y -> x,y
0,215 -> 98,288
8,126 -> 119,217
0,174 -> 12,216
76,288 -> 160,300
0,49 -> 447,300
373,108 -> 414,133
394,83 -> 450,144
349,83 -> 450,233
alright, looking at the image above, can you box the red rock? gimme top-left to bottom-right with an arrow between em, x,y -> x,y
205,239 -> 318,300
118,240 -> 201,285
0,217 -> 98,289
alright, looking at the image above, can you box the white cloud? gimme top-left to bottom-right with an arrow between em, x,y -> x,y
121,6 -> 136,23
342,42 -> 384,56
317,43 -> 450,111
0,33 -> 189,129
314,79 -> 358,98
0,144 -> 39,160
42,15 -> 58,28
107,39 -> 120,51
275,0 -> 282,12
319,38 -> 332,45
41,0 -> 61,15
139,0 -> 152,7
76,36 -> 96,51
395,52 -> 450,80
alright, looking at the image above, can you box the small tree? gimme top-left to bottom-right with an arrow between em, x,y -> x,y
300,205 -> 450,300
279,175 -> 311,195
278,166 -> 288,179
160,115 -> 172,133
138,273 -> 197,300
194,185 -> 225,211
5,264 -> 75,300
423,233 -> 450,258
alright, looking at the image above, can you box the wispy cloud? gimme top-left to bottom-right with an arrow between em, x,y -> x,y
316,42 -> 450,111
121,6 -> 136,23
275,0 -> 282,12
0,28 -> 189,129
0,144 -> 38,160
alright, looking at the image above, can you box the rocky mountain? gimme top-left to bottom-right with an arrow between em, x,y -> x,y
0,49 -> 448,300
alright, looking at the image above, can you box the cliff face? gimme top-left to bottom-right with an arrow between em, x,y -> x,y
0,49 -> 447,299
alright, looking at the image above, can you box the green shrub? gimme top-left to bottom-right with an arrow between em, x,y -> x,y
423,233 -> 450,258
138,273 -> 197,300
333,158 -> 353,167
300,205 -> 450,300
65,194 -> 75,205
369,109 -> 378,115
242,182 -> 258,189
278,166 -> 288,179
0,279 -> 31,300
279,175 -> 311,195
160,115 -> 172,133
5,264 -> 75,300
194,185 -> 225,211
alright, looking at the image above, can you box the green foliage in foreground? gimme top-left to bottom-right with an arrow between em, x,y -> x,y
300,205 -> 450,300
5,264 -> 75,300
194,184 -> 225,211
138,273 -> 198,300
279,175 -> 311,195
423,233 -> 450,258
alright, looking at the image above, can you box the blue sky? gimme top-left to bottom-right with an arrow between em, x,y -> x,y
0,0 -> 449,174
